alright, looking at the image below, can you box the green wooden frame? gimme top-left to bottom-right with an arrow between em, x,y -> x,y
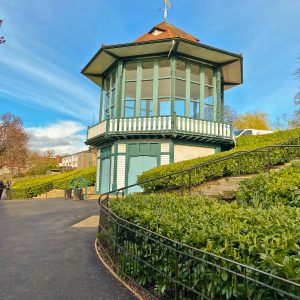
99,54 -> 223,124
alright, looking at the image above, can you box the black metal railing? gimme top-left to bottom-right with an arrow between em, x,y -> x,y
97,136 -> 300,299
98,201 -> 300,299
99,136 -> 300,200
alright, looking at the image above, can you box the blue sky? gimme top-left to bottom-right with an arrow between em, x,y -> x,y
0,0 -> 299,153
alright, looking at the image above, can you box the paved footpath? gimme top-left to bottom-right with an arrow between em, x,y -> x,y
0,199 -> 136,300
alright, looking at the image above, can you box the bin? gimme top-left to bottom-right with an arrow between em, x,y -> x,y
75,188 -> 84,200
64,188 -> 72,199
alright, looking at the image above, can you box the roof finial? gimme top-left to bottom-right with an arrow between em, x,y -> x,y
163,0 -> 172,22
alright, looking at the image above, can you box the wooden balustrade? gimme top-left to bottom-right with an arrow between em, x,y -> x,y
87,116 -> 232,140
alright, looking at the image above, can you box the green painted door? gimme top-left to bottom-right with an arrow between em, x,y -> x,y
100,158 -> 111,193
128,156 -> 157,193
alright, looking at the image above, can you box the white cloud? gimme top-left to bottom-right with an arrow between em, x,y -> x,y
26,121 -> 88,155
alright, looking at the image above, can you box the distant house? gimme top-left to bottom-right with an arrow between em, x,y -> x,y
59,148 -> 97,169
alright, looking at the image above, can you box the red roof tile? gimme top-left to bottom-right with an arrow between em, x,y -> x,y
134,22 -> 199,43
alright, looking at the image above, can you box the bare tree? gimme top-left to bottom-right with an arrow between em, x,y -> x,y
0,113 -> 29,174
289,55 -> 300,128
223,104 -> 238,123
0,20 -> 5,44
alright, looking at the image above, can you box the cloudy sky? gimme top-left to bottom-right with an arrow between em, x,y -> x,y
0,0 -> 299,154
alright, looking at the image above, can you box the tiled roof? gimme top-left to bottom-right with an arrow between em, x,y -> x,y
134,21 -> 199,43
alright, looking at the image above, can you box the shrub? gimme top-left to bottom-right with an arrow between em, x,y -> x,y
10,166 -> 96,199
137,128 -> 300,192
236,161 -> 300,207
109,194 -> 300,284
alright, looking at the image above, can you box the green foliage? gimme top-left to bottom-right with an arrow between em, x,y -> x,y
10,166 -> 96,199
26,160 -> 58,175
236,162 -> 300,207
137,128 -> 300,192
108,194 -> 300,293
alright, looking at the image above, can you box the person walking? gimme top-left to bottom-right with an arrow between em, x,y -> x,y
5,180 -> 11,200
0,181 -> 6,200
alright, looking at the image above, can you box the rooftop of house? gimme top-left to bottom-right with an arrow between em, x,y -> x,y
134,21 -> 199,43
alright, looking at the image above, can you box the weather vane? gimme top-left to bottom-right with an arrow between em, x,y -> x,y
161,0 -> 172,22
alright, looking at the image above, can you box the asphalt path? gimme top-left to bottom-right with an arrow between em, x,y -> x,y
0,198 -> 136,300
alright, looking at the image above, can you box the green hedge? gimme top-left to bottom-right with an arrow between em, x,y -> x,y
10,166 -> 96,199
236,161 -> 300,207
137,128 -> 300,192
109,194 -> 300,287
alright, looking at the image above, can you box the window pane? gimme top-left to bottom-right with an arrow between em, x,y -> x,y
175,79 -> 186,98
101,92 -> 106,120
176,59 -> 186,78
142,61 -> 154,79
204,105 -> 214,121
204,86 -> 213,105
191,63 -> 200,82
125,82 -> 136,100
111,90 -> 116,118
105,77 -> 110,91
175,98 -> 185,116
190,82 -> 200,101
125,100 -> 135,118
141,99 -> 153,117
205,67 -> 214,86
125,63 -> 137,80
141,80 -> 153,98
158,59 -> 170,77
158,98 -> 171,116
111,72 -> 116,88
158,79 -> 170,97
190,101 -> 200,118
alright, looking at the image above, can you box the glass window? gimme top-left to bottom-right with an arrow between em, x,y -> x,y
125,82 -> 136,100
175,79 -> 186,99
101,92 -> 106,120
190,101 -> 200,118
204,86 -> 213,105
190,82 -> 200,101
125,100 -> 135,118
142,61 -> 154,79
106,77 -> 110,91
158,59 -> 170,77
158,98 -> 171,116
176,59 -> 186,79
158,79 -> 170,97
141,80 -> 153,98
111,72 -> 116,88
205,67 -> 214,86
110,90 -> 116,118
140,99 -> 153,117
191,63 -> 200,82
204,105 -> 214,121
175,98 -> 185,116
125,63 -> 137,80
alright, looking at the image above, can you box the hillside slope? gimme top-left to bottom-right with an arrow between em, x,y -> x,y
137,128 -> 300,192
11,166 -> 96,199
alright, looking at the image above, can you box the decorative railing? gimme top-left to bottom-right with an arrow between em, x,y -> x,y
98,201 -> 300,300
97,136 -> 300,299
87,116 -> 232,141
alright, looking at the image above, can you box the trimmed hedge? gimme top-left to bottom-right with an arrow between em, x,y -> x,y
137,128 -> 300,192
236,161 -> 300,207
10,166 -> 96,199
109,194 -> 300,284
